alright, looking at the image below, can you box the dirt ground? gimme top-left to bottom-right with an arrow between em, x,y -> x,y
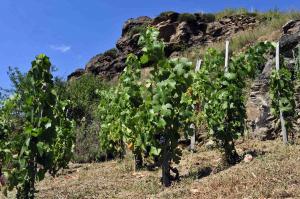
3,138 -> 300,199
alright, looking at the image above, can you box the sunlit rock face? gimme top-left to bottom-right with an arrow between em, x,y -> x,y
68,13 -> 259,80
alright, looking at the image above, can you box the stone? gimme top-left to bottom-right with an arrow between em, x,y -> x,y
190,188 -> 200,194
282,20 -> 300,34
244,154 -> 253,163
152,11 -> 179,25
121,16 -> 152,37
246,58 -> 279,140
279,20 -> 300,58
205,140 -> 215,150
0,174 -> 6,186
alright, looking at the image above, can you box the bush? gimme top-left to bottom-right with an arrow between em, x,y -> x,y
73,121 -> 108,163
158,11 -> 178,18
66,73 -> 104,121
258,8 -> 282,21
178,13 -> 197,23
128,25 -> 147,37
65,73 -> 110,163
103,48 -> 118,58
215,8 -> 251,19
0,54 -> 74,198
201,13 -> 216,22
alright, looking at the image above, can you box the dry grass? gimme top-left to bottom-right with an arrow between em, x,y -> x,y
182,11 -> 300,64
187,140 -> 300,199
2,139 -> 296,198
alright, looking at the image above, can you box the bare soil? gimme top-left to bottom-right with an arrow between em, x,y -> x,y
3,139 -> 300,199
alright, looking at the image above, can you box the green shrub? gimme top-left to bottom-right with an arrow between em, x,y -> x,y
73,121 -> 108,163
65,73 -> 110,163
258,8 -> 282,21
201,13 -> 216,22
103,48 -> 118,58
158,11 -> 178,18
0,54 -> 74,198
66,73 -> 104,121
128,25 -> 147,37
215,8 -> 251,19
178,13 -> 197,23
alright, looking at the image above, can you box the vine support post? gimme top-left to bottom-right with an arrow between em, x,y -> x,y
276,42 -> 288,145
297,45 -> 300,74
161,142 -> 171,187
190,59 -> 202,151
225,40 -> 229,73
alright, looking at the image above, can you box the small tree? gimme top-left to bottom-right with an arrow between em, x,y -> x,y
0,54 -> 74,198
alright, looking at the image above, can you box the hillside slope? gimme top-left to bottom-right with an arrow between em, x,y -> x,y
32,139 -> 300,199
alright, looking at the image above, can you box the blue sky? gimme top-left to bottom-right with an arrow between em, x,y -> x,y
0,0 -> 300,89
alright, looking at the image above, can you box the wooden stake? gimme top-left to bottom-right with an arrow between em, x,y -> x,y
298,45 -> 300,73
225,40 -> 229,73
276,42 -> 288,144
195,59 -> 202,72
190,59 -> 202,151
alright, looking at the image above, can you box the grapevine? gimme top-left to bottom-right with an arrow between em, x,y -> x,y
193,42 -> 274,164
0,54 -> 74,198
97,87 -> 125,159
138,28 -> 194,186
270,66 -> 296,140
98,27 -> 194,186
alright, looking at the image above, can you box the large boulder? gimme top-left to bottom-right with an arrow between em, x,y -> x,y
280,20 -> 300,58
85,49 -> 126,79
117,16 -> 152,54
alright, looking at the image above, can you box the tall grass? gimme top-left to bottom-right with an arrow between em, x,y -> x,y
182,10 -> 300,63
215,8 -> 253,19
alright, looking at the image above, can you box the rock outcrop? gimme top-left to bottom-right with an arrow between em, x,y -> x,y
280,20 -> 300,58
246,59 -> 278,140
67,69 -> 86,81
68,12 -> 259,80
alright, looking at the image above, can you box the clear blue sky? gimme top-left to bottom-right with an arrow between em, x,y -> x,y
1,0 -> 299,89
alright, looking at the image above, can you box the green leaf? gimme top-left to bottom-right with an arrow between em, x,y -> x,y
140,54 -> 149,64
222,102 -> 228,109
37,170 -> 46,181
45,122 -> 52,129
150,146 -> 161,156
161,104 -> 172,116
224,72 -> 237,80
157,118 -> 166,128
37,142 -> 44,156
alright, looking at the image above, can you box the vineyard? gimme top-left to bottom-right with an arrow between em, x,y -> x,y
1,10 -> 300,199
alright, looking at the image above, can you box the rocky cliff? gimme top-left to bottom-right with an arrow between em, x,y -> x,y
68,12 -> 259,80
